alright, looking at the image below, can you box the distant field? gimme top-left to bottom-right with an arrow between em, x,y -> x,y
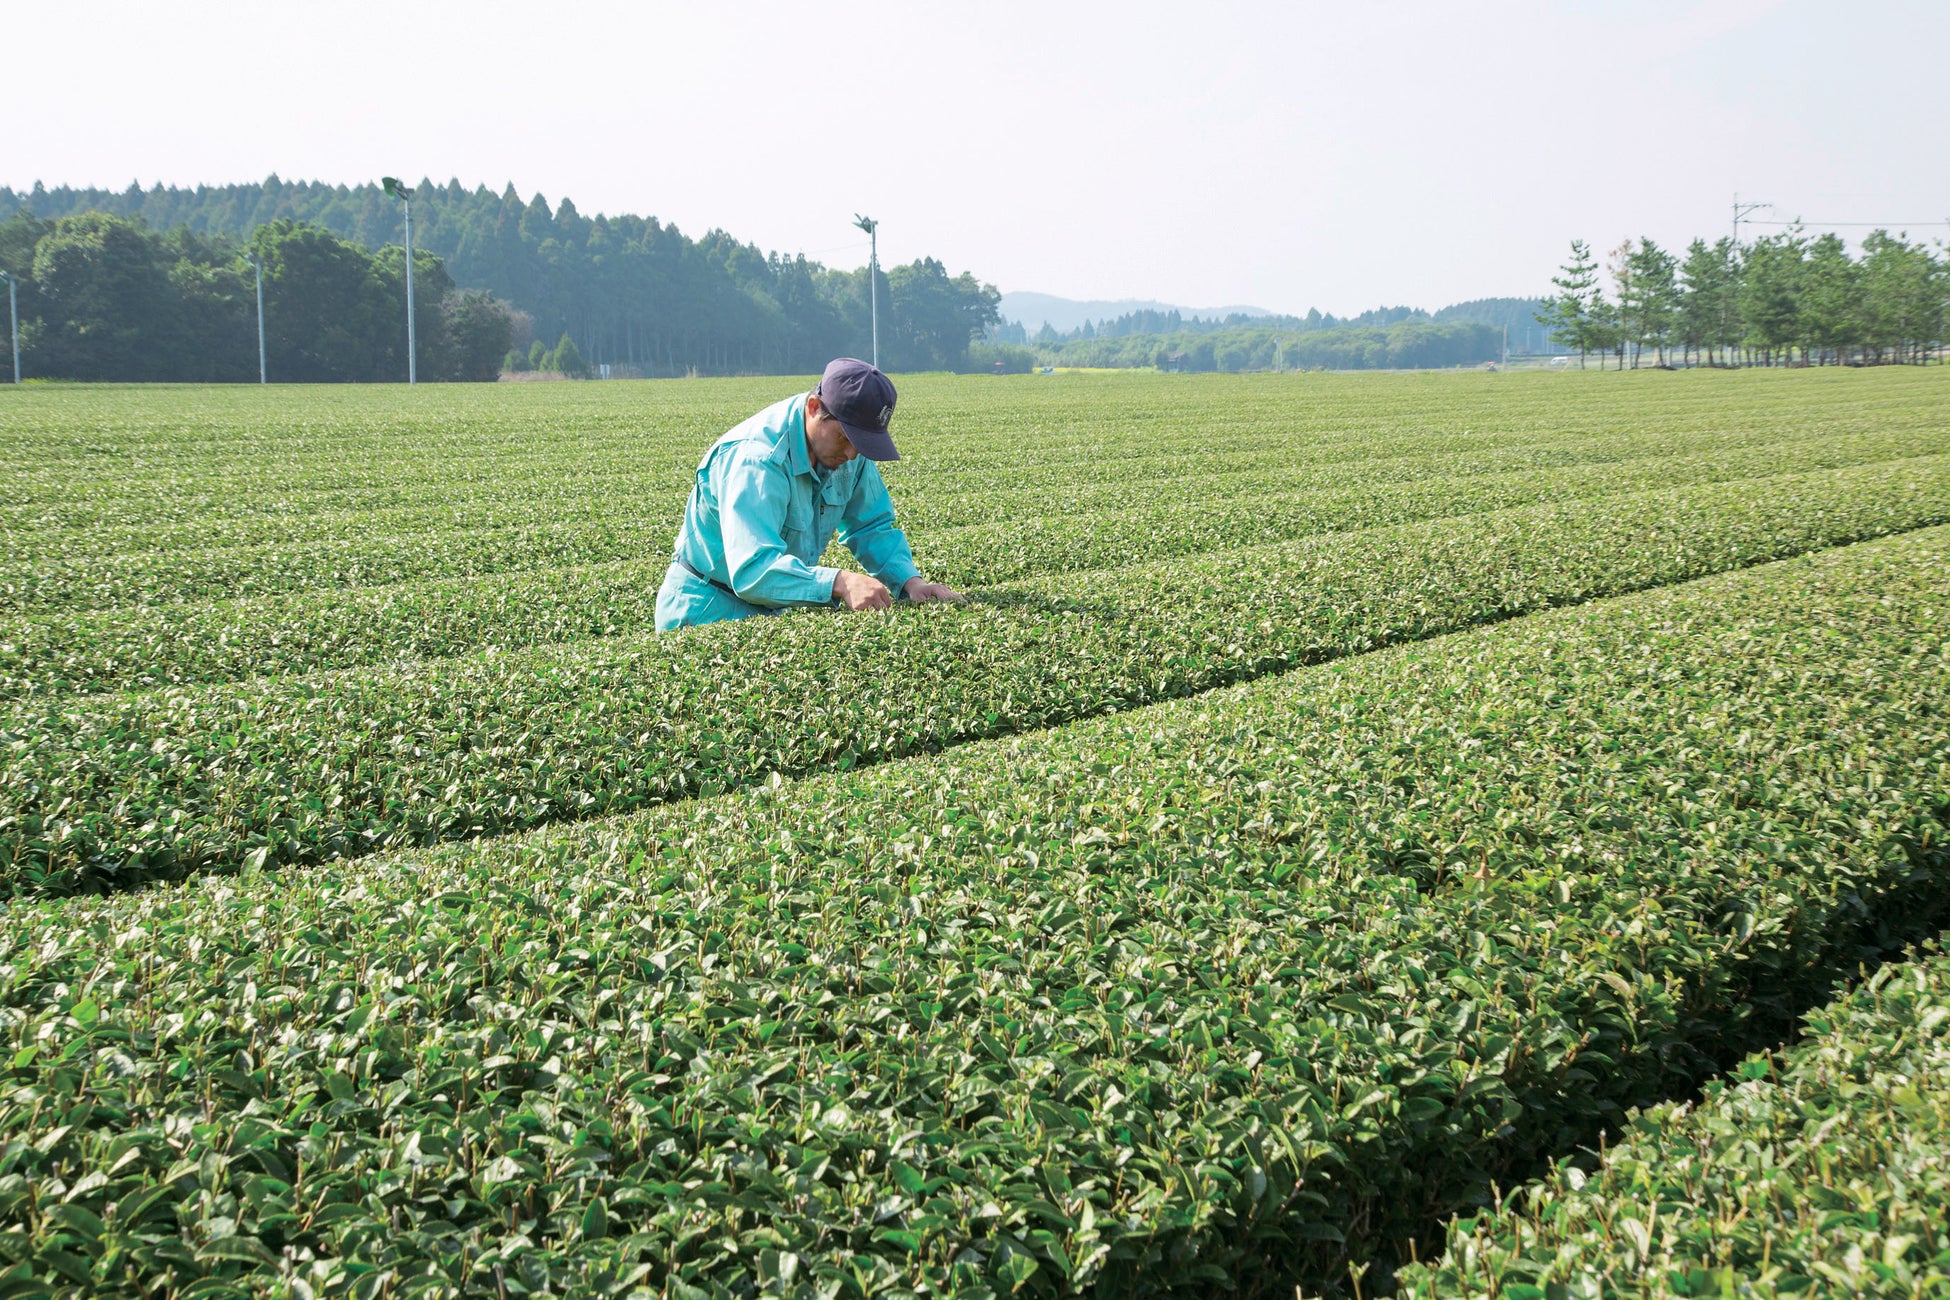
0,367 -> 1947,1297
5,367 -> 1945,581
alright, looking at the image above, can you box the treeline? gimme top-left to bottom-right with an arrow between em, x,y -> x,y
0,211 -> 512,382
0,179 -> 1001,377
1018,319 -> 1501,372
990,296 -> 1543,349
1540,229 -> 1946,368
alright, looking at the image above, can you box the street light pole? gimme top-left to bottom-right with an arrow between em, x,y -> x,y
383,177 -> 417,384
852,214 -> 878,368
0,270 -> 17,384
241,253 -> 267,383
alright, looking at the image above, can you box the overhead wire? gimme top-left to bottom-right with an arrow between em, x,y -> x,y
1744,218 -> 1947,228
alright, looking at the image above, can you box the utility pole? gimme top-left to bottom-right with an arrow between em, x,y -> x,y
1729,195 -> 1772,371
0,270 -> 17,384
1732,193 -> 1771,246
852,213 -> 878,368
383,177 -> 417,384
241,252 -> 267,383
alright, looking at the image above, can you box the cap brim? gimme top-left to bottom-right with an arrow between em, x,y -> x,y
838,420 -> 900,461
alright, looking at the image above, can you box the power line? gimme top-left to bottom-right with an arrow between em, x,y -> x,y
1732,194 -> 1771,243
1745,218 -> 1947,228
1730,193 -> 1948,241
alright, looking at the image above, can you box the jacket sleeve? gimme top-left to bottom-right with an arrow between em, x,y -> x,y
715,447 -> 838,607
837,461 -> 921,595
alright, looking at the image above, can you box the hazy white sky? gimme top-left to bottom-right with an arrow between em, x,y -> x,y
12,0 -> 1947,314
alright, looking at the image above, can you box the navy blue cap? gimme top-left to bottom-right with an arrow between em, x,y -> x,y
815,358 -> 899,461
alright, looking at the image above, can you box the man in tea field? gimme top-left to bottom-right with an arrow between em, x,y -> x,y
656,358 -> 964,631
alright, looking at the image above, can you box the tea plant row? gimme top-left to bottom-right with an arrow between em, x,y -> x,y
7,459 -> 1947,897
10,420 -> 1939,617
10,408 -> 1930,572
1,529 -> 1945,1297
5,435 -> 1936,696
8,368 -> 1945,581
1397,940 -> 1950,1297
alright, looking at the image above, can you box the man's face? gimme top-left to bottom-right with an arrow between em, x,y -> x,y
805,398 -> 860,469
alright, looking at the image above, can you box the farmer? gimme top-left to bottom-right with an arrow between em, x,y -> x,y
655,358 -> 964,632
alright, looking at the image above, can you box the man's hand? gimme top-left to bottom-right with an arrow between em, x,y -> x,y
902,577 -> 966,604
832,570 -> 892,611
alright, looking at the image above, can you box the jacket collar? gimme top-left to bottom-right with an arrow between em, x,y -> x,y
782,393 -> 813,478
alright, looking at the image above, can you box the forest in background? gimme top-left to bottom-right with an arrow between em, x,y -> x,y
0,210 -> 515,383
0,180 -> 1001,380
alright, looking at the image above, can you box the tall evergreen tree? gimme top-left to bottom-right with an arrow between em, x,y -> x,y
1676,237 -> 1742,367
1536,239 -> 1601,368
1624,238 -> 1679,366
1859,230 -> 1944,364
551,332 -> 589,378
1740,230 -> 1806,365
1676,239 -> 1716,368
1801,232 -> 1862,364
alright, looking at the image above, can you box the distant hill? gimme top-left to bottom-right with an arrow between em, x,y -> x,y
999,292 -> 1271,334
1432,297 -> 1559,354
994,291 -> 1552,354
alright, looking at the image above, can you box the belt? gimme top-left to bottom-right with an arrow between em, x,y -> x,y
671,556 -> 781,615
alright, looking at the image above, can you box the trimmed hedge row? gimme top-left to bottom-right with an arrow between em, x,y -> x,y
7,419 -> 1934,616
10,402 -> 1928,570
0,529 -> 1946,1296
5,458 -> 1948,897
1396,941 -> 1950,1297
3,433 -> 1934,697
31,367 -> 1935,530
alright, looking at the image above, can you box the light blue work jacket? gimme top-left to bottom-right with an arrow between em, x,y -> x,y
655,393 -> 921,632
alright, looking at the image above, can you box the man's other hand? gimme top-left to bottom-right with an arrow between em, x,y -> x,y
833,570 -> 892,611
902,577 -> 966,604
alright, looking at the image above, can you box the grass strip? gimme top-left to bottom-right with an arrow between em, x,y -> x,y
1395,941 -> 1950,1298
0,530 -> 1946,1297
4,433 -> 1935,697
4,456 -> 1948,898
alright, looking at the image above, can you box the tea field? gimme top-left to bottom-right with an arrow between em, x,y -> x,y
1395,938 -> 1950,1297
1,368 -> 1948,1297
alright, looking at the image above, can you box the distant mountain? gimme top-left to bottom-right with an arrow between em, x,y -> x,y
999,291 -> 1272,334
